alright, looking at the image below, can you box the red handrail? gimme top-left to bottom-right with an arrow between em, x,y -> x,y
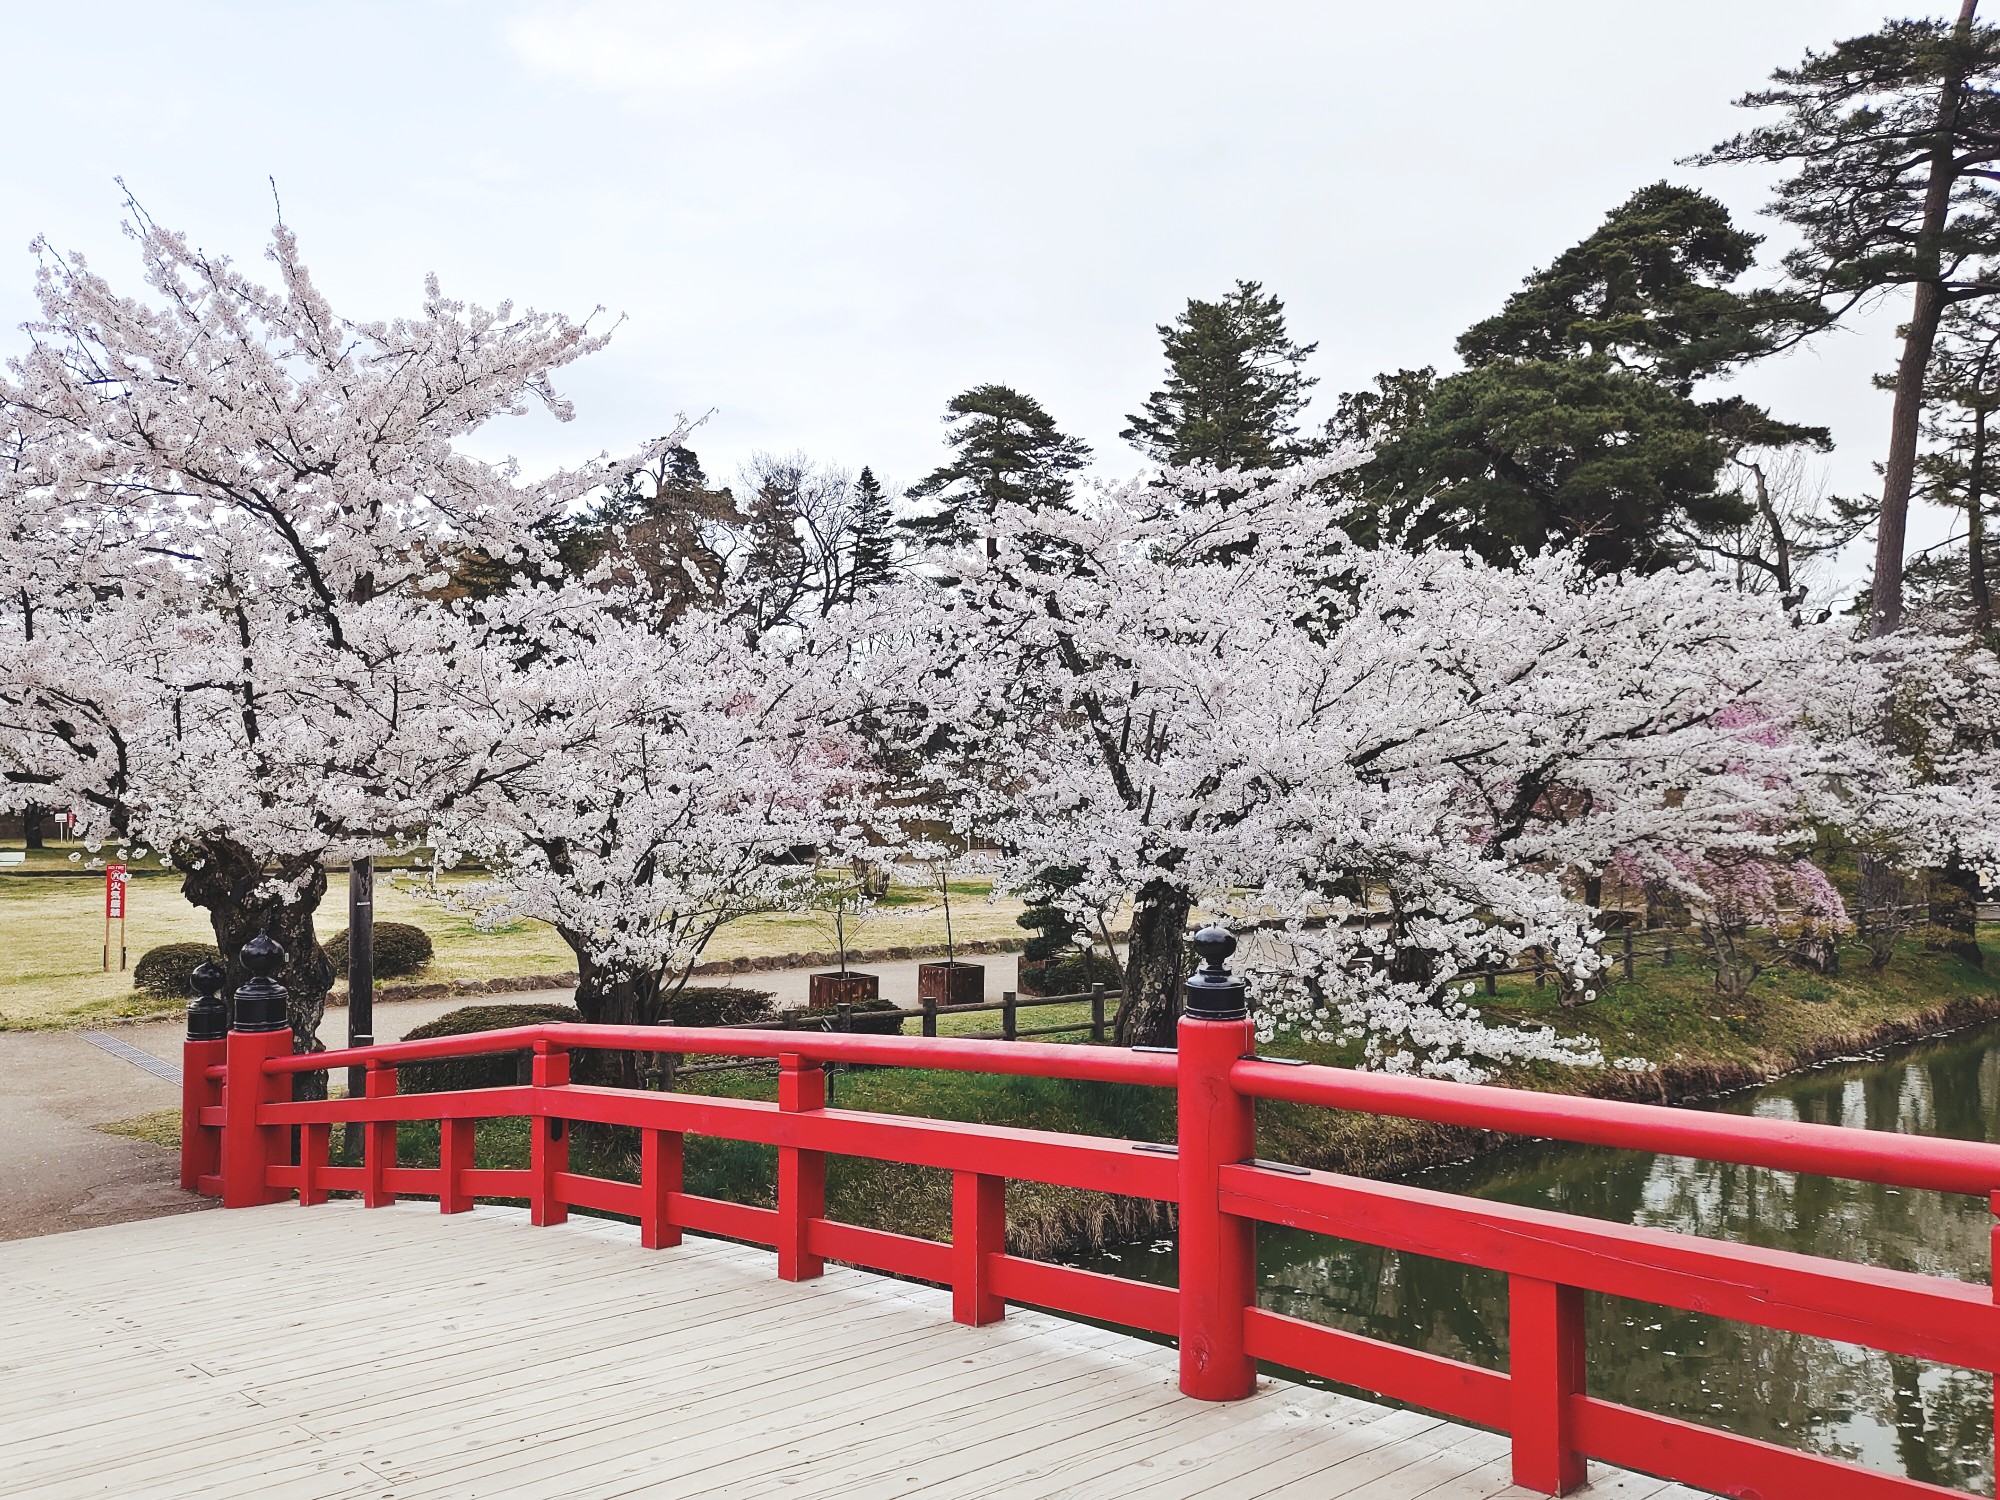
183,1016 -> 2000,1500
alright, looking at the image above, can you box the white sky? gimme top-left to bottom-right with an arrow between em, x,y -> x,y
0,1 -> 1964,593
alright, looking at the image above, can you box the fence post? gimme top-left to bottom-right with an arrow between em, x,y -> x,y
642,1128 -> 684,1249
180,959 -> 227,1194
1090,982 -> 1106,1043
777,1053 -> 828,1281
1484,969 -> 1498,997
1510,1275 -> 1587,1494
220,933 -> 293,1209
1002,989 -> 1017,1041
952,1170 -> 1004,1325
1177,926 -> 1257,1402
922,990 -> 938,1038
438,1114 -> 475,1214
531,1040 -> 570,1227
1622,927 -> 1634,981
364,1061 -> 398,1208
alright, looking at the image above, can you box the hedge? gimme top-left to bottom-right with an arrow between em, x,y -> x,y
324,921 -> 434,979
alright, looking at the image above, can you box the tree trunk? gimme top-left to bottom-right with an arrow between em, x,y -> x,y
567,939 -> 666,1090
1969,408 -> 1993,632
178,839 -> 334,1100
21,803 -> 45,849
1873,0 -> 1979,638
1115,880 -> 1192,1047
1925,858 -> 1987,968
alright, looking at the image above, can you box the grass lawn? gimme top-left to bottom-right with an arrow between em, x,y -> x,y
0,849 -> 1026,1030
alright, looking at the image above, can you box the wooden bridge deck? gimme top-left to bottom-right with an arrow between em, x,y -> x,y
1,1202 -> 1702,1499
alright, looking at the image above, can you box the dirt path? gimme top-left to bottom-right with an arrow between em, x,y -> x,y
0,954 -> 1023,1242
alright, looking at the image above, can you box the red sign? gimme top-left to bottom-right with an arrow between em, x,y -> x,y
105,865 -> 129,920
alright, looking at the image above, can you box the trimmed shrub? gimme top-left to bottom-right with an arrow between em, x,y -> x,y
661,986 -> 777,1028
133,942 -> 223,999
399,1003 -> 580,1094
787,994 -> 906,1035
325,921 -> 434,979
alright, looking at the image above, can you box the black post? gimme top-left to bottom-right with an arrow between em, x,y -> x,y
347,856 -> 374,1109
1090,982 -> 1106,1043
187,957 -> 227,1041
922,990 -> 938,1038
1484,969 -> 1497,997
1002,989 -> 1017,1041
1622,927 -> 1634,981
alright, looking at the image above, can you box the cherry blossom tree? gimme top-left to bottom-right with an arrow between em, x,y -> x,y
0,202 -> 667,1059
879,457 -> 1899,1073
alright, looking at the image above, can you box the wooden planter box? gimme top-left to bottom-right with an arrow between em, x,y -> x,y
917,960 -> 985,1009
808,970 -> 880,1008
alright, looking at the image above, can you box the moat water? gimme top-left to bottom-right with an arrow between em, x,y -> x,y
1086,1019 -> 2000,1492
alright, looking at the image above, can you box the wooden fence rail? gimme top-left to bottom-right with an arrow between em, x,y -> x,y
181,932 -> 2000,1500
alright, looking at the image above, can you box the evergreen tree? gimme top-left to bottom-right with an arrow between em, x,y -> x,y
1913,299 -> 2000,634
901,384 -> 1091,554
1123,279 -> 1319,471
1695,3 -> 2000,633
1339,185 -> 1823,572
848,466 -> 894,595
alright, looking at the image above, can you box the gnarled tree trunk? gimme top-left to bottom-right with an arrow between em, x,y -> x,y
178,839 -> 334,1100
1115,880 -> 1192,1047
1925,859 -> 1986,969
565,938 -> 667,1090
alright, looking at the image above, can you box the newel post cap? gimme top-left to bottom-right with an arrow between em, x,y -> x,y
1183,925 -> 1248,1021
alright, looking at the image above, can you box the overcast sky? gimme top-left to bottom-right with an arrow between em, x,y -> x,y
0,1 -> 1963,592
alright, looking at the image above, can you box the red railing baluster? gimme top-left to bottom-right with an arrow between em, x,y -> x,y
181,1043 -> 226,1196
299,1123 -> 331,1207
952,1170 -> 1004,1325
438,1116 -> 474,1214
1509,1275 -> 1587,1495
642,1128 -> 684,1248
531,1041 -> 569,1226
364,1062 -> 398,1208
221,1015 -> 291,1209
1991,1191 -> 1998,1487
778,1053 -> 826,1281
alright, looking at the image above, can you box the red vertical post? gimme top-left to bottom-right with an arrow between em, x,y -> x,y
952,1170 -> 1005,1325
1176,927 -> 1256,1401
642,1129 -> 684,1249
1990,1192 -> 1999,1485
438,1116 -> 475,1214
363,1063 -> 398,1208
1510,1275 -> 1588,1495
778,1053 -> 827,1280
220,933 -> 296,1209
299,1123 -> 332,1207
180,958 -> 228,1194
531,1041 -> 570,1227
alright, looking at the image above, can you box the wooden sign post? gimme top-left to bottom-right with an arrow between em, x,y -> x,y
103,863 -> 129,971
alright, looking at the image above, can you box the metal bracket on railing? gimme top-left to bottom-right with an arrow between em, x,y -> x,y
548,1117 -> 565,1141
1132,1045 -> 1177,1054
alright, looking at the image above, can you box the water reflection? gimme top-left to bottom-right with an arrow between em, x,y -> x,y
1085,1023 -> 2000,1493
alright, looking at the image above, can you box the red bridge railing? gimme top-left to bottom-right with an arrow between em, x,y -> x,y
179,941 -> 2000,1500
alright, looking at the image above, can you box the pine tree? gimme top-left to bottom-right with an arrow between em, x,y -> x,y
1695,3 -> 2000,633
848,466 -> 894,595
1913,300 -> 2000,634
1122,280 -> 1319,471
901,384 -> 1091,554
1339,186 -> 1824,572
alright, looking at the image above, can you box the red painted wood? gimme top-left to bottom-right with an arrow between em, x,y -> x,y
262,1086 -> 539,1125
777,1054 -> 827,1282
439,1117 -> 475,1214
461,1167 -> 532,1198
1571,1396 -> 1967,1500
1233,1058 -> 2000,1198
530,1044 -> 569,1227
364,1064 -> 398,1208
299,1123 -> 332,1207
952,1171 -> 1004,1326
198,1106 -> 226,1127
665,1191 -> 779,1245
553,1171 -> 643,1218
804,1219 -> 953,1284
1511,1276 -> 1586,1494
221,1026 -> 291,1208
180,1038 -> 225,1192
383,1167 -> 444,1194
1241,1308 -> 1510,1429
1216,1163 -> 2000,1372
988,1255 -> 1178,1337
1177,1014 -> 1256,1401
642,1130 -> 684,1249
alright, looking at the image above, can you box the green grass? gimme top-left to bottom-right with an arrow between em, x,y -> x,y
0,860 -> 1027,1031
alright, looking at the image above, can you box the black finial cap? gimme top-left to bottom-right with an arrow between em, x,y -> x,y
232,931 -> 291,1033
1184,925 -> 1248,1021
186,957 -> 227,1041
